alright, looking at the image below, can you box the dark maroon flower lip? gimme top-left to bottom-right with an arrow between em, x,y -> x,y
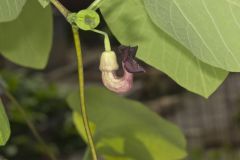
118,45 -> 145,73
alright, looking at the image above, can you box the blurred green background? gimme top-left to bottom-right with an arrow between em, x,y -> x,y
0,0 -> 240,159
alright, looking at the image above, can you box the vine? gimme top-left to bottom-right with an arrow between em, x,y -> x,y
72,27 -> 98,160
49,0 -> 104,159
0,0 -> 192,159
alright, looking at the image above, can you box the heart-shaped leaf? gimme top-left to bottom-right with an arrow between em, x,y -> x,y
100,0 -> 228,98
0,0 -> 26,22
0,0 -> 53,69
38,0 -> 50,8
67,87 -> 187,160
0,99 -> 10,146
143,0 -> 240,71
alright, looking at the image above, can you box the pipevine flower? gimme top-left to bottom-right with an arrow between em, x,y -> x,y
99,45 -> 145,93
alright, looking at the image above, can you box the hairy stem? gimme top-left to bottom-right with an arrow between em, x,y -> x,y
72,27 -> 98,160
50,1 -> 98,158
50,0 -> 70,17
5,90 -> 57,160
88,0 -> 105,10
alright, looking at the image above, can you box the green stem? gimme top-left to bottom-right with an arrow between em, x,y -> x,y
50,0 -> 70,17
88,0 -> 105,10
72,27 -> 98,160
92,29 -> 111,51
4,90 -> 57,160
50,1 -> 98,159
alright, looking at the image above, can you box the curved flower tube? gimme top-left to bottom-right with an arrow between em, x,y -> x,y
99,51 -> 133,93
101,63 -> 133,93
99,46 -> 145,93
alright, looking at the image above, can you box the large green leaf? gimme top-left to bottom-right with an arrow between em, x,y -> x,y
143,0 -> 240,71
0,0 -> 26,22
100,0 -> 228,98
0,99 -> 10,146
0,0 -> 53,69
67,87 -> 187,160
38,0 -> 50,8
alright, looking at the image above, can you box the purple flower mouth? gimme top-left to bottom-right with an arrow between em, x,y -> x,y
118,45 -> 145,73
